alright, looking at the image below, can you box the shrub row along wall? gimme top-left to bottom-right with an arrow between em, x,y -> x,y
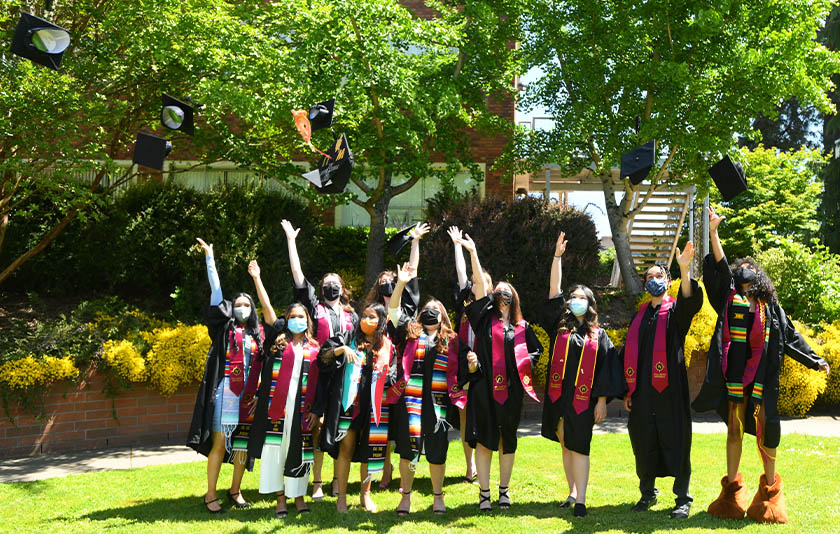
0,371 -> 198,460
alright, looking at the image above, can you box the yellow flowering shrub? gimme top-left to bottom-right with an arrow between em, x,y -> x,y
778,321 -> 827,416
336,268 -> 365,299
144,325 -> 212,395
0,355 -> 79,390
531,324 -> 552,387
817,321 -> 840,405
102,339 -> 146,382
605,327 -> 627,350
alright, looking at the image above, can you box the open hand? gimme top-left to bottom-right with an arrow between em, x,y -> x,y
409,222 -> 430,240
676,241 -> 694,270
281,219 -> 300,240
708,207 -> 725,233
305,412 -> 321,432
594,398 -> 607,423
555,232 -> 567,257
447,225 -> 463,244
623,395 -> 632,413
397,261 -> 417,283
196,237 -> 213,256
457,233 -> 477,254
248,260 -> 260,279
344,347 -> 362,366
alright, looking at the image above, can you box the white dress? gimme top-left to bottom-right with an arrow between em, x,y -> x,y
259,343 -> 310,496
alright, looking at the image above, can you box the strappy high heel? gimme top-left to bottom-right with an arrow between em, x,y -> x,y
203,496 -> 225,514
227,490 -> 251,509
433,491 -> 446,515
498,486 -> 511,509
479,487 -> 492,513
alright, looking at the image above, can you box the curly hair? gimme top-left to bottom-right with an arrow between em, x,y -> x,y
406,298 -> 457,353
365,271 -> 396,307
731,257 -> 778,304
356,303 -> 388,353
270,303 -> 317,354
557,284 -> 600,337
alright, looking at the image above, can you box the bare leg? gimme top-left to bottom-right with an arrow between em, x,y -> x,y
475,443 -> 493,511
228,451 -> 248,505
726,401 -> 746,481
205,432 -> 225,512
430,462 -> 446,512
397,458 -> 414,514
311,427 -> 325,500
498,439 -> 515,507
569,450 -> 591,505
556,419 -> 576,499
335,429 -> 357,513
460,407 -> 476,480
380,442 -> 393,488
360,464 -> 377,512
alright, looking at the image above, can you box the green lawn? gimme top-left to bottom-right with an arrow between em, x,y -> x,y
2,433 -> 839,533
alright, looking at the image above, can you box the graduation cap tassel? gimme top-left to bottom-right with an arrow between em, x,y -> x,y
292,109 -> 332,160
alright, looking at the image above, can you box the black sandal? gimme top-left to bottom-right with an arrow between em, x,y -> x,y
462,474 -> 477,484
479,488 -> 492,513
498,486 -> 511,509
433,491 -> 446,515
396,491 -> 411,517
203,496 -> 225,514
227,490 -> 251,509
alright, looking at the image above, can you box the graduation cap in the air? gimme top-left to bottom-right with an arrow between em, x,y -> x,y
708,155 -> 747,201
308,98 -> 335,131
10,11 -> 71,71
387,226 -> 415,258
132,132 -> 172,171
160,94 -> 195,135
300,133 -> 354,194
620,140 -> 656,185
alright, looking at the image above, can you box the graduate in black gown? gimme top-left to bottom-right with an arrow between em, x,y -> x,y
622,242 -> 702,519
539,233 -> 622,518
693,207 -> 829,524
188,238 -> 262,513
281,219 -> 358,501
458,234 -> 544,512
317,303 -> 398,513
386,262 -> 457,516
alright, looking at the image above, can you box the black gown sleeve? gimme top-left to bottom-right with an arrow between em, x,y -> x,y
293,278 -> 319,319
779,305 -> 827,370
453,281 -> 473,317
539,294 -> 566,339
592,328 -> 624,398
524,323 -> 544,366
401,278 -> 420,319
703,254 -> 733,315
673,279 -> 704,339
466,295 -> 493,331
205,300 -> 233,339
262,318 -> 287,352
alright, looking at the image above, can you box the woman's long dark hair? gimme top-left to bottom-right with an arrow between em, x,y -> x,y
356,303 -> 388,354
731,257 -> 778,304
231,292 -> 263,355
407,298 -> 456,353
557,284 -> 599,337
271,302 -> 317,354
365,270 -> 396,307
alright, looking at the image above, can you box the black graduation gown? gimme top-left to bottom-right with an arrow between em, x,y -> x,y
247,319 -> 310,478
692,255 -> 827,448
186,300 -> 261,467
464,295 -> 543,452
622,280 -> 702,480
539,294 -> 623,455
445,281 -> 475,429
317,334 -> 398,462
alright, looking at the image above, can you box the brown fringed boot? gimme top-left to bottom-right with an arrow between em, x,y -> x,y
746,473 -> 788,524
707,473 -> 749,519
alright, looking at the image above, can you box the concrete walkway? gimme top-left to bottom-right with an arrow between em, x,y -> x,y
2,415 -> 839,483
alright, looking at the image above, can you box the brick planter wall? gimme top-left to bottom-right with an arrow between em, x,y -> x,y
0,370 -> 198,460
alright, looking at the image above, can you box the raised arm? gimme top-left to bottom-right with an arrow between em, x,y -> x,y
408,222 -> 430,272
675,241 -> 694,298
708,207 -> 725,263
549,232 -> 566,299
281,219 -> 305,288
388,262 -> 416,327
448,226 -> 469,289
459,233 -> 486,299
248,260 -> 277,325
197,237 -> 222,306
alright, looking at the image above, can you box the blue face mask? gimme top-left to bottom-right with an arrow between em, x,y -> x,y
645,277 -> 668,297
569,298 -> 589,317
288,317 -> 307,334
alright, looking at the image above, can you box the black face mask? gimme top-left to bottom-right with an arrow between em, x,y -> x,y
734,268 -> 757,287
322,282 -> 341,301
419,307 -> 441,326
494,289 -> 513,305
379,281 -> 395,297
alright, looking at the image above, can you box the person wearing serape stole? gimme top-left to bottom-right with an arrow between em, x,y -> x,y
539,232 -> 623,518
188,238 -> 264,514
384,262 -> 459,516
622,242 -> 701,519
693,207 -> 829,524
317,302 -> 397,513
364,222 -> 429,490
446,225 -> 487,485
242,261 -> 320,518
281,219 -> 359,502
457,233 -> 544,512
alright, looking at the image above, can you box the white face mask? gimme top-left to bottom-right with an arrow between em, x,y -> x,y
233,306 -> 251,323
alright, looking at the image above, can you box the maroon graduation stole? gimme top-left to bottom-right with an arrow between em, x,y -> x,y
721,290 -> 769,387
490,317 -> 538,404
267,341 -> 318,422
310,303 -> 353,414
369,337 -> 392,426
548,328 -> 600,413
226,324 -> 264,396
625,296 -> 675,395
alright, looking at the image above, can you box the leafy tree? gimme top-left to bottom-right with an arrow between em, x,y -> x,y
822,4 -> 840,253
712,145 -> 825,260
741,97 -> 820,152
519,0 -> 840,294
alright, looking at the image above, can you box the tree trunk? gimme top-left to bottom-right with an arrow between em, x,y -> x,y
364,188 -> 391,293
0,207 -> 80,285
601,173 -> 644,295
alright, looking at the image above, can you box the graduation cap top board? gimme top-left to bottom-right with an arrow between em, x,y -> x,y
387,226 -> 414,258
161,94 -> 195,135
308,98 -> 335,131
708,155 -> 747,202
10,11 -> 71,71
301,133 -> 354,194
620,140 -> 656,185
133,132 -> 172,171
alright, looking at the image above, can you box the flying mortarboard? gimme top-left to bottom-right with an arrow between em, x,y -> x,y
10,11 -> 71,71
300,133 -> 354,194
708,155 -> 747,202
161,94 -> 195,135
308,98 -> 335,131
620,140 -> 656,185
387,226 -> 415,258
133,132 -> 172,171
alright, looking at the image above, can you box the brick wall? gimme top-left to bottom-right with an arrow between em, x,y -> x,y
0,370 -> 198,460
